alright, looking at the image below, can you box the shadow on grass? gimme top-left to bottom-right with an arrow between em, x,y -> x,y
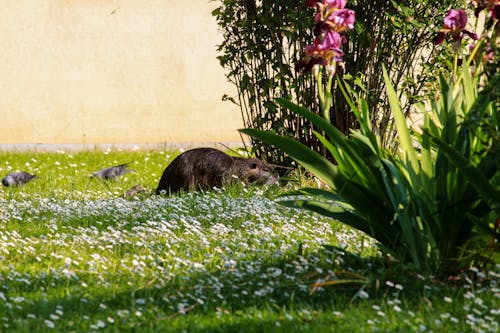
5,237 -> 489,333
6,246 -> 387,332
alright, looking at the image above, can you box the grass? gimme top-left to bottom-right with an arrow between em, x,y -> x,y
0,148 -> 499,332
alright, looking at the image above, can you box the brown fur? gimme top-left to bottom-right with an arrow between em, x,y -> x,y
156,148 -> 278,194
123,184 -> 147,198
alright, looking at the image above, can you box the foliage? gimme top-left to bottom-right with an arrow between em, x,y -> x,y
332,0 -> 461,145
241,56 -> 499,273
212,0 -> 462,165
212,0 -> 317,166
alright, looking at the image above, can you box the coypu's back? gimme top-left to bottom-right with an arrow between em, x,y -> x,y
156,148 -> 277,194
156,148 -> 235,194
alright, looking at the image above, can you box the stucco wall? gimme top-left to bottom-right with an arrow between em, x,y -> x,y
0,0 -> 242,146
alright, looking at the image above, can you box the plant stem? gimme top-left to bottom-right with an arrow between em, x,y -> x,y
317,68 -> 324,111
323,73 -> 334,123
317,67 -> 334,123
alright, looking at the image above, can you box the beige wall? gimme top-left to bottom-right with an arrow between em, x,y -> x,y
0,0 -> 242,146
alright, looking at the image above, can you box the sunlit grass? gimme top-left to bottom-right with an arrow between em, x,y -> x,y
0,149 -> 498,332
0,148 -> 177,199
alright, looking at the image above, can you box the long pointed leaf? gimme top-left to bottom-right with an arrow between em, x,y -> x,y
380,158 -> 427,270
241,127 -> 394,225
429,132 -> 500,215
420,113 -> 433,180
314,131 -> 381,192
382,66 -> 420,174
279,187 -> 354,209
275,98 -> 383,189
330,173 -> 395,229
240,128 -> 337,188
279,199 -> 377,238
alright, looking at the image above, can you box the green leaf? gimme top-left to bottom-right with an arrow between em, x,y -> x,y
382,66 -> 419,173
275,98 -> 384,193
313,131 -> 343,164
331,173 -> 396,234
278,199 -> 371,237
420,113 -> 433,180
461,64 -> 476,112
337,78 -> 373,137
429,132 -> 500,216
274,98 -> 346,142
239,128 -> 337,189
380,158 -> 428,271
278,187 -> 354,210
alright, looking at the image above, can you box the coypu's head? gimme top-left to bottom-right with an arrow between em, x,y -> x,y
233,158 -> 279,185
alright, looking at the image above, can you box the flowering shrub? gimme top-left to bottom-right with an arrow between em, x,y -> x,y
213,0 -> 462,165
242,1 -> 499,273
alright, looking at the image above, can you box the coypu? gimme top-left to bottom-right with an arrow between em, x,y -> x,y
2,171 -> 37,187
156,148 -> 278,194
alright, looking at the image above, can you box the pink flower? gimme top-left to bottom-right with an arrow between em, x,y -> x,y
297,31 -> 344,72
298,0 -> 354,75
305,31 -> 343,56
434,9 -> 478,45
314,11 -> 323,23
443,9 -> 468,31
327,9 -> 355,31
321,30 -> 344,50
314,0 -> 347,22
324,0 -> 346,10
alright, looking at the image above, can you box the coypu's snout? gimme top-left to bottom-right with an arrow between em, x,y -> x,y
245,159 -> 279,185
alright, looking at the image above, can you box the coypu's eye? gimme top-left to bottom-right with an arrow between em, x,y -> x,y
250,163 -> 258,169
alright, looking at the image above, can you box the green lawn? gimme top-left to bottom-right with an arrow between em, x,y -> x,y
0,149 -> 498,332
